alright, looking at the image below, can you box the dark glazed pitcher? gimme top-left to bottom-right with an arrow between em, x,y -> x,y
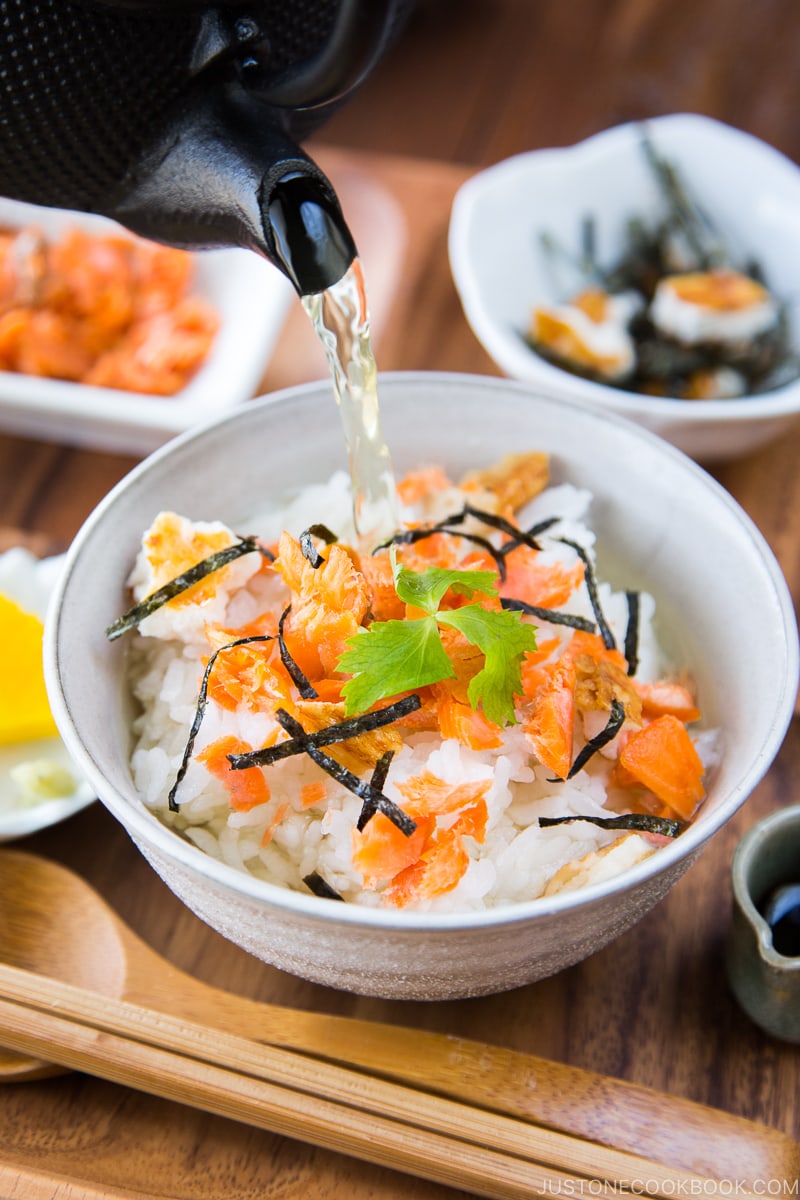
726,804 -> 800,1043
0,0 -> 411,294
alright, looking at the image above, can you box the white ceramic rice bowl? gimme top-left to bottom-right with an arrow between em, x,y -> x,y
45,372 -> 799,999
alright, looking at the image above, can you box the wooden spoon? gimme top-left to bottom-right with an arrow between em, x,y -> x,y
0,847 -> 797,1184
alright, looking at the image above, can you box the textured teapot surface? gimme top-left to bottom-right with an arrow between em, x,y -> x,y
0,0 -> 410,292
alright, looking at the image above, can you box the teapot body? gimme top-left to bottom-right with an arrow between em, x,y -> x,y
0,0 -> 409,292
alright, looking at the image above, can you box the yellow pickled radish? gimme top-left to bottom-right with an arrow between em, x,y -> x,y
0,593 -> 58,745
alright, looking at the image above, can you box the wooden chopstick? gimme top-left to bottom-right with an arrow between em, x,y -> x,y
0,962 -> 757,1200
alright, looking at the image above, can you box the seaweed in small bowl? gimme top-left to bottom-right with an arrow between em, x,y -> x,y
526,132 -> 799,402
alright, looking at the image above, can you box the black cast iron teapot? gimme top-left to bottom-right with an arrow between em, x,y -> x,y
0,0 -> 411,294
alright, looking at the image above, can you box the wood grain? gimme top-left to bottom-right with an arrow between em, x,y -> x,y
7,962 -> 767,1200
319,0 -> 800,167
2,850 -> 794,1186
1,1 -> 799,1194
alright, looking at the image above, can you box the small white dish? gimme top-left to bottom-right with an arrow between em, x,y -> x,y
448,114 -> 800,461
0,548 -> 94,840
0,199 -> 293,456
0,737 -> 95,842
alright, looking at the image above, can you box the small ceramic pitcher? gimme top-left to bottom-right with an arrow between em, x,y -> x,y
726,804 -> 800,1042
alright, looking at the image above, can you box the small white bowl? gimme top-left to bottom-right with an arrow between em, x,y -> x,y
0,750 -> 95,843
45,373 -> 798,999
448,114 -> 800,461
0,548 -> 94,841
0,199 -> 293,456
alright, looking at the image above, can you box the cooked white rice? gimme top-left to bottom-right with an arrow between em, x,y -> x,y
126,470 -> 718,913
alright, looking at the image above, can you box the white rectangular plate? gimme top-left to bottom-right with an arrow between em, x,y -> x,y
0,198 -> 294,455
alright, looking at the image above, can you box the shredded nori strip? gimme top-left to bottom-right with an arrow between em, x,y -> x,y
566,699 -> 626,779
373,506 -> 568,586
379,522 -> 510,580
303,871 -> 345,901
356,749 -> 395,830
299,524 -> 338,567
227,695 -> 422,769
526,516 -> 562,539
300,531 -> 325,567
306,523 -> 338,544
438,528 -> 511,578
495,516 -> 561,560
277,605 -> 318,699
501,596 -> 596,633
581,213 -> 598,279
539,813 -> 685,838
641,132 -> 725,270
369,749 -> 394,793
461,504 -> 550,551
557,538 -> 615,650
373,509 -> 462,552
167,634 -> 274,811
105,537 -> 267,641
273,709 -> 416,836
624,591 -> 640,676
375,504 -> 555,569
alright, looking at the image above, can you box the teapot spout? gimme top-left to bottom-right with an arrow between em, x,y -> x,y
264,172 -> 357,296
104,83 -> 357,296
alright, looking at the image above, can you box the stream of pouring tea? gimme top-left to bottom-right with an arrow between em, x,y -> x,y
302,257 -> 400,547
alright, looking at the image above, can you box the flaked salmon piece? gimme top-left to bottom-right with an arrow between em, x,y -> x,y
273,531 -> 369,617
523,654 -> 577,780
286,605 -> 364,680
543,833 -> 656,896
274,532 -> 370,680
432,629 -> 506,747
352,810 -> 435,885
300,781 -> 328,808
356,551 -> 406,621
399,530 -> 468,572
460,451 -> 550,512
523,630 -> 638,778
291,698 -> 404,774
383,828 -> 470,907
435,689 -> 505,750
197,734 -> 270,812
634,678 -> 701,723
0,225 -> 217,393
394,770 -> 491,818
397,464 -> 453,506
387,688 -> 441,733
85,299 -> 218,395
204,641 -> 291,714
520,637 -> 561,691
204,607 -> 280,650
382,799 -> 489,907
499,544 -> 585,609
617,714 -> 706,819
1,307 -> 95,378
574,653 -> 642,722
135,511 -> 259,612
353,772 -> 490,895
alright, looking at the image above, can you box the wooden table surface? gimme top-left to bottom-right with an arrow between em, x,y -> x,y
2,0 -> 800,1194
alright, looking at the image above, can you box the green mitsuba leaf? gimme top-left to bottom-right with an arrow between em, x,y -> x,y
339,616 -> 455,714
391,546 -> 498,615
438,605 -> 539,726
338,551 -> 537,722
